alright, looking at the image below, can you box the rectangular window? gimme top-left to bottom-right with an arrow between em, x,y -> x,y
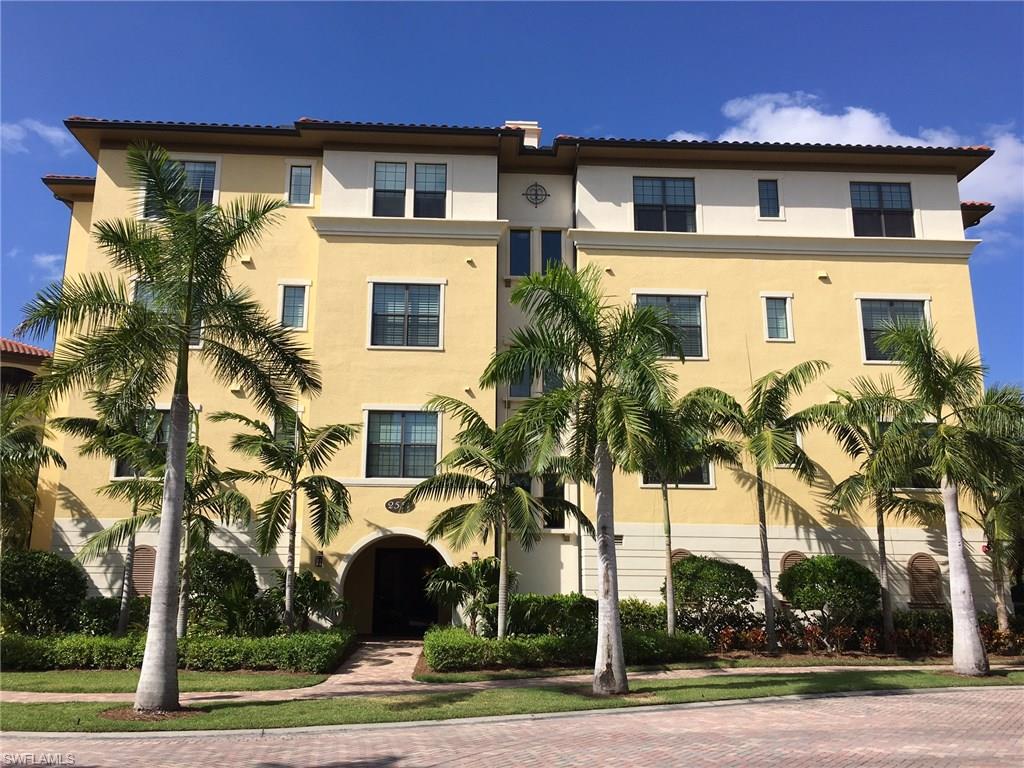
509,229 -> 531,276
636,294 -> 704,358
643,463 -> 711,487
851,182 -> 914,237
114,409 -> 171,478
373,162 -> 406,217
288,165 -> 313,205
758,179 -> 780,218
273,409 -> 298,446
542,475 -> 566,529
366,411 -> 438,478
764,296 -> 792,341
414,163 -> 447,218
509,366 -> 532,398
542,367 -> 563,393
860,299 -> 926,361
541,231 -> 562,274
145,160 -> 216,218
633,177 -> 696,232
280,285 -> 307,329
135,282 -> 201,347
371,283 -> 441,348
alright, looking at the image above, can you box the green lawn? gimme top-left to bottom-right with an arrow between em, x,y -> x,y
0,670 -> 327,693
2,669 -> 1020,732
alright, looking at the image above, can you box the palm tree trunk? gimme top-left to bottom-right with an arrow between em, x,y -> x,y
593,440 -> 628,695
284,485 -> 298,631
115,489 -> 139,638
661,481 -> 675,636
175,538 -> 192,639
134,379 -> 189,712
755,466 -> 778,653
989,539 -> 1010,633
875,495 -> 895,653
940,477 -> 989,676
497,519 -> 509,639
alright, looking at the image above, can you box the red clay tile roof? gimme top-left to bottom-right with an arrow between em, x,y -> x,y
554,134 -> 992,154
961,200 -> 994,207
42,174 -> 96,183
1,338 -> 52,359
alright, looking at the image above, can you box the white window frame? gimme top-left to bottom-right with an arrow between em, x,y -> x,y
366,155 -> 454,219
775,428 -> 804,469
130,275 -> 203,350
278,279 -> 312,332
365,277 -> 446,351
640,462 -> 717,490
761,291 -> 794,343
631,289 -> 709,361
356,404 -> 443,486
754,174 -> 786,221
109,403 -> 202,480
629,171 -> 704,234
141,153 -> 222,220
284,159 -> 316,208
270,404 -> 305,444
855,293 -> 932,365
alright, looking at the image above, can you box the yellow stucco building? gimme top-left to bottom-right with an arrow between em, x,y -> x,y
34,117 -> 1000,633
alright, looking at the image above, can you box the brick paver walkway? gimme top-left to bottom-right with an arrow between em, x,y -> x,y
3,687 -> 1021,767
2,640 -> 1021,705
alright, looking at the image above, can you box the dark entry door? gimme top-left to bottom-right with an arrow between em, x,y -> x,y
372,547 -> 442,636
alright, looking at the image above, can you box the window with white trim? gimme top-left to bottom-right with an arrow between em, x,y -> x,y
370,283 -> 441,348
542,475 -> 566,529
633,177 -> 696,232
763,295 -> 793,341
287,164 -> 313,205
113,408 -> 170,479
636,293 -> 705,358
859,298 -> 926,361
758,179 -> 780,218
373,162 -> 406,217
509,229 -> 531,276
280,284 -> 308,329
851,182 -> 914,237
414,163 -> 447,218
509,366 -> 532,398
144,160 -> 216,218
134,282 -> 202,348
366,411 -> 438,478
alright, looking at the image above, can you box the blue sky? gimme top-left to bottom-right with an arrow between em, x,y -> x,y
2,2 -> 1022,383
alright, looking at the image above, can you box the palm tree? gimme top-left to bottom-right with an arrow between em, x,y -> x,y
701,360 -> 829,653
817,376 -> 928,652
17,142 -> 319,711
402,396 -> 590,639
81,438 -> 253,638
644,392 -> 741,635
0,389 -> 64,549
210,408 -> 356,630
424,556 -> 510,636
876,325 -> 1024,675
52,391 -> 166,636
480,265 -> 681,694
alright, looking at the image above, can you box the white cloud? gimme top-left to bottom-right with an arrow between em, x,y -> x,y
1,119 -> 74,155
31,252 -> 65,282
666,129 -> 708,142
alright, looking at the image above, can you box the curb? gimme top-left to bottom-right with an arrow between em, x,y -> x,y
4,684 -> 1021,741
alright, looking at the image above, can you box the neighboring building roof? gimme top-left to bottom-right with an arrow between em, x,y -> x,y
42,174 -> 97,209
1,338 -> 53,359
961,201 -> 995,229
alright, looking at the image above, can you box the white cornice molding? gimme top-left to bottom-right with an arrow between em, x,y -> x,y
311,216 -> 508,242
568,229 -> 980,260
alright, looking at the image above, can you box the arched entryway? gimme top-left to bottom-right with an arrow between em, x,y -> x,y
341,534 -> 451,637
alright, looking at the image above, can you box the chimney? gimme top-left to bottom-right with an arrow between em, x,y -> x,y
503,120 -> 542,148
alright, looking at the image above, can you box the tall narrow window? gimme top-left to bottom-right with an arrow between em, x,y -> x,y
135,282 -> 201,347
541,231 -> 562,274
288,164 -> 313,205
758,179 -> 780,218
373,162 -> 406,217
636,294 -> 704,357
509,229 -> 531,276
145,160 -> 216,217
542,475 -> 566,529
763,295 -> 792,341
633,177 -> 696,232
414,163 -> 447,218
366,411 -> 438,478
851,182 -> 914,237
509,366 -> 532,398
280,285 -> 308,329
860,299 -> 925,361
371,283 -> 441,348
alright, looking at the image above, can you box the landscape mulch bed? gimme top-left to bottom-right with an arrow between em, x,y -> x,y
100,706 -> 207,722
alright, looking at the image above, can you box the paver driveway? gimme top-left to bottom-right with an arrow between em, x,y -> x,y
3,687 -> 1021,767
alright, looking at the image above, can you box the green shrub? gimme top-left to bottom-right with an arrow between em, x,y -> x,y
0,634 -> 55,671
619,598 -> 666,633
422,626 -> 708,672
187,548 -> 259,634
74,595 -> 153,636
0,550 -> 88,635
777,555 -> 880,646
485,592 -> 597,637
664,556 -> 758,640
265,570 -> 347,631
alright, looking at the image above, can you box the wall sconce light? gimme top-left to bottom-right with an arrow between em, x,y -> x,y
229,380 -> 244,395
314,550 -> 324,568
239,254 -> 254,266
465,257 -> 476,267
604,267 -> 615,276
471,551 -> 479,562
816,270 -> 830,282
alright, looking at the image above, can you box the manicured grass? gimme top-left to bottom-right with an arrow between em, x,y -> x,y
1,669 -> 1020,732
0,670 -> 328,693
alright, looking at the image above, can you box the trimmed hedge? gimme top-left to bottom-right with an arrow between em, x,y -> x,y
423,626 -> 709,672
483,593 -> 598,638
0,551 -> 88,635
619,597 -> 667,633
0,628 -> 356,674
